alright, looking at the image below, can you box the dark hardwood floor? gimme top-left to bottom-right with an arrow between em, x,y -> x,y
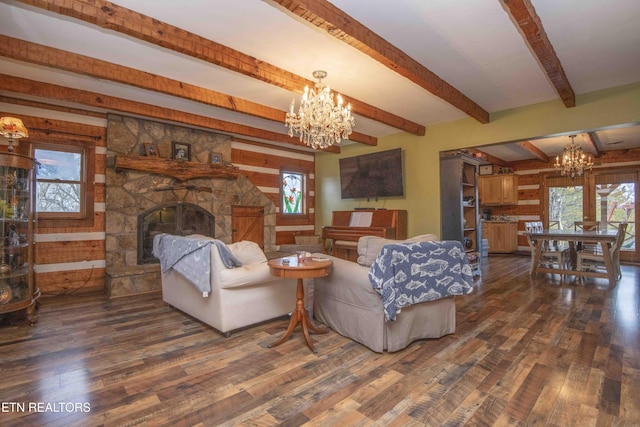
1,255 -> 639,426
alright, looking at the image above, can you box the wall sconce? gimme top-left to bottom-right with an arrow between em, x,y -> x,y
0,117 -> 29,152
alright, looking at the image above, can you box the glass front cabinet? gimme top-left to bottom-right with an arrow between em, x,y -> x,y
0,153 -> 38,324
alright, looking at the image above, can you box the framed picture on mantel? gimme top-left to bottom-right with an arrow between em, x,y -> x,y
172,141 -> 191,161
144,143 -> 159,157
210,152 -> 222,164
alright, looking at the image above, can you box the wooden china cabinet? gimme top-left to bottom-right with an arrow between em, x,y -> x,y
0,152 -> 38,324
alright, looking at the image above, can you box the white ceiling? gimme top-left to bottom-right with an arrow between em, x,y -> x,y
0,0 -> 639,159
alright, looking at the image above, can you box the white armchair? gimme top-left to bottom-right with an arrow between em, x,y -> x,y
158,236 -> 297,336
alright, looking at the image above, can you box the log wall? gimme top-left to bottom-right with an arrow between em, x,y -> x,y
1,101 -> 316,295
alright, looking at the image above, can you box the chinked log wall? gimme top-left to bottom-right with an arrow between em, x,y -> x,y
486,149 -> 640,252
1,104 -> 315,296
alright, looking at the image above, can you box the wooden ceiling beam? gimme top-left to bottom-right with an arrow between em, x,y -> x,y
269,0 -> 490,124
584,132 -> 602,158
501,0 -> 575,108
517,140 -> 549,162
0,74 -> 341,153
15,0 -> 423,137
0,95 -> 106,120
0,35 -> 371,147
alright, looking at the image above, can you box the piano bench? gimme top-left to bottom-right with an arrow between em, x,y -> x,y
332,240 -> 359,262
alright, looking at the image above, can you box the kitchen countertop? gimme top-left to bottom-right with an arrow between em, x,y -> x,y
482,217 -> 518,223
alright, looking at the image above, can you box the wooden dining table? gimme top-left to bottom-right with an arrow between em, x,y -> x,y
528,229 -> 619,284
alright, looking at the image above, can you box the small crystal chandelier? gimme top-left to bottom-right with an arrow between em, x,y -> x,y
0,116 -> 29,153
285,70 -> 355,150
554,134 -> 594,178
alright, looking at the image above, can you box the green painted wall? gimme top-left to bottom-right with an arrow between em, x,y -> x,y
315,82 -> 640,237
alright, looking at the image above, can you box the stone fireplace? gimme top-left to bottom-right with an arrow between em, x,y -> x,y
105,114 -> 275,297
137,202 -> 215,264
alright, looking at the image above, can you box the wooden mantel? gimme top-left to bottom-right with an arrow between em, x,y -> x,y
114,155 -> 240,181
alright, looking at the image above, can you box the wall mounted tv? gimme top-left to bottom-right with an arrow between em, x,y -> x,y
339,148 -> 404,199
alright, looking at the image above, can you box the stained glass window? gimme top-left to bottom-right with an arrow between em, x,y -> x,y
281,171 -> 304,215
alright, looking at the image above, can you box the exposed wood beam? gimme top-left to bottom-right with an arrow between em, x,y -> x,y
0,95 -> 106,120
0,35 -> 374,147
15,0 -> 424,136
269,0 -> 490,124
584,132 -> 602,158
501,0 -> 575,108
0,74 -> 341,153
517,140 -> 549,162
0,35 -> 280,121
231,137 -> 315,156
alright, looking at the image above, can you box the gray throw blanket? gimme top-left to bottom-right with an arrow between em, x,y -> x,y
152,234 -> 242,295
368,241 -> 474,321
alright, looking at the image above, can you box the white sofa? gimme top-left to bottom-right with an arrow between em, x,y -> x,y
158,236 -> 297,336
312,234 -> 458,352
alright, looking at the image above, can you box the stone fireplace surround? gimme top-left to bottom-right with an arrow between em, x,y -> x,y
105,114 -> 276,297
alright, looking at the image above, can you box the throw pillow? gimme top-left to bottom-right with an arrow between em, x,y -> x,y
356,233 -> 440,267
405,233 -> 439,243
227,240 -> 267,265
357,236 -> 401,267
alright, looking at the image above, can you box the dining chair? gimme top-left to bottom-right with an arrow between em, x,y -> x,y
577,222 -> 627,279
574,221 -> 600,232
525,221 -> 570,272
574,221 -> 600,252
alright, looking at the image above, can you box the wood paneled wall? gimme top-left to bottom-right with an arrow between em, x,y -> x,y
1,104 -> 316,295
231,138 -> 316,245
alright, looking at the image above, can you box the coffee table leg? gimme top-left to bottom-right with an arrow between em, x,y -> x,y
269,278 -> 327,353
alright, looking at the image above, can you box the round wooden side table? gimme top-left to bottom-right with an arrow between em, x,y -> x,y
267,255 -> 332,353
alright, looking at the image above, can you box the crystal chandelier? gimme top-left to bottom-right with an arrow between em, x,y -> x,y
285,70 -> 355,150
554,134 -> 594,178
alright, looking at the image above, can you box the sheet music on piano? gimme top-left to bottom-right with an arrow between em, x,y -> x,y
349,211 -> 373,227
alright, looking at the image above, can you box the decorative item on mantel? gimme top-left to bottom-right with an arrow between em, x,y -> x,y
0,117 -> 29,153
554,134 -> 594,178
285,70 -> 355,150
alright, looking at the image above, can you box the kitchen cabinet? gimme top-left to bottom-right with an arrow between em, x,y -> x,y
482,222 -> 518,253
478,174 -> 518,206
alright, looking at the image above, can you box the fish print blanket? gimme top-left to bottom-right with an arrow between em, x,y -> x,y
368,241 -> 474,321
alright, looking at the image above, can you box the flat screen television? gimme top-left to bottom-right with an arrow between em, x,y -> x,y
339,148 -> 404,199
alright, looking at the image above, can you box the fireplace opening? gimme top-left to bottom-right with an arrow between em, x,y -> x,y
137,202 -> 215,264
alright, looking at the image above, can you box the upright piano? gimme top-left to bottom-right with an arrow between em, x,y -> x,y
322,210 -> 407,261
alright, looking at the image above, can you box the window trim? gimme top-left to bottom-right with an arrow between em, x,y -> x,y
31,140 -> 95,228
